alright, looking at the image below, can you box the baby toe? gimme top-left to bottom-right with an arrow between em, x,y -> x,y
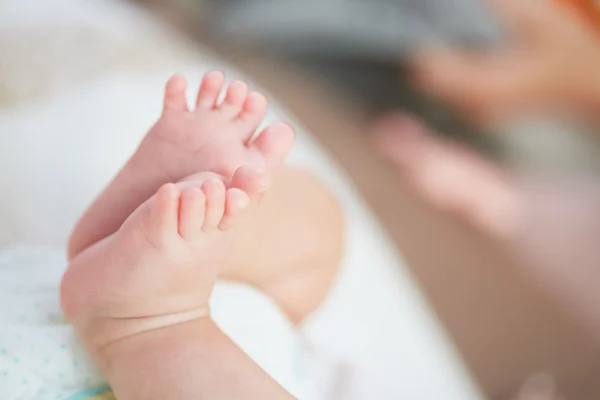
163,74 -> 189,112
148,183 -> 181,242
237,91 -> 268,142
178,187 -> 206,240
219,80 -> 248,118
201,179 -> 227,231
219,188 -> 250,231
195,70 -> 226,111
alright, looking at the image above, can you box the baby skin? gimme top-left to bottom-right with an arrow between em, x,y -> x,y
61,172 -> 253,356
68,71 -> 295,260
61,72 -> 300,398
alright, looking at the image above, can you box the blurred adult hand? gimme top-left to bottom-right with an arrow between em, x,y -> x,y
374,114 -> 600,338
412,0 -> 600,122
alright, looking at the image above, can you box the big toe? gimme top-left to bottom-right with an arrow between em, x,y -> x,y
250,122 -> 295,169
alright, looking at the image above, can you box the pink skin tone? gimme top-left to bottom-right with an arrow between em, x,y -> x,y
68,71 -> 295,260
62,173 -> 251,353
61,72 -> 298,399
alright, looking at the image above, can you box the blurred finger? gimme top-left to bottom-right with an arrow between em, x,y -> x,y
372,114 -> 520,238
412,47 -> 540,120
490,0 -> 556,39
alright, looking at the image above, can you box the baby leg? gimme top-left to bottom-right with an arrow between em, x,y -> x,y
181,167 -> 344,324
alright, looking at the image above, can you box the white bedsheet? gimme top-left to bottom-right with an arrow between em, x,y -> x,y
0,0 -> 483,398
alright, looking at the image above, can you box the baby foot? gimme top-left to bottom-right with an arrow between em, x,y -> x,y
61,167 -> 256,355
137,71 -> 294,186
68,71 -> 295,260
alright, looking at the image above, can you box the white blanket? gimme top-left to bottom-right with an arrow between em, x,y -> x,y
0,0 -> 483,398
0,246 -> 316,400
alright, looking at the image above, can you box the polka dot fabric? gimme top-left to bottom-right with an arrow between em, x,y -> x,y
0,245 -> 317,399
0,246 -> 107,400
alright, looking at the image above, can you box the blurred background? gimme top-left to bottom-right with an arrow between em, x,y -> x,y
162,1 -> 600,398
4,0 -> 600,398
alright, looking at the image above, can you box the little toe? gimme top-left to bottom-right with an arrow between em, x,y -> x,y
219,188 -> 250,231
178,187 -> 206,240
219,80 -> 248,118
202,179 -> 227,231
250,122 -> 295,168
237,91 -> 268,142
163,74 -> 189,112
196,70 -> 226,111
148,183 -> 180,241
